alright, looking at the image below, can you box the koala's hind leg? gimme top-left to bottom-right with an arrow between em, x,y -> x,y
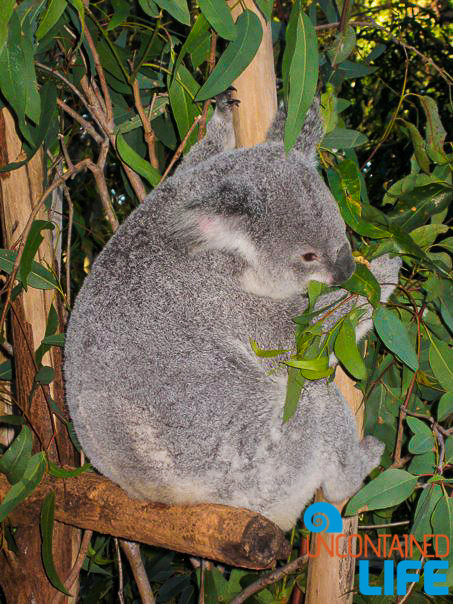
176,88 -> 239,173
321,435 -> 385,503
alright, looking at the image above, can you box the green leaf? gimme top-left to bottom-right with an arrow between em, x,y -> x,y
0,452 -> 46,522
47,461 -> 92,478
253,0 -> 273,21
138,0 -> 160,17
419,96 -> 446,153
283,366 -> 305,423
250,339 -> 288,358
432,494 -> 453,557
429,336 -> 453,391
0,426 -> 33,484
195,10 -> 263,101
411,483 -> 442,540
410,224 -> 449,248
0,249 -> 59,290
107,0 -> 130,30
169,63 -> 201,152
341,263 -> 381,307
337,60 -> 377,79
328,162 -> 389,238
373,307 -> 419,371
0,360 -> 12,381
116,133 -> 160,187
401,120 -> 430,174
198,0 -> 236,40
154,0 -> 190,25
0,0 -> 15,55
345,469 -> 417,515
327,25 -> 356,65
283,11 -> 318,152
36,0 -> 67,40
406,417 -> 435,454
334,318 -> 366,380
0,415 -> 25,426
36,366 -> 55,385
41,492 -> 72,596
19,221 -> 55,290
42,334 -> 65,347
322,127 -> 368,149
407,451 -> 436,475
438,392 -> 453,422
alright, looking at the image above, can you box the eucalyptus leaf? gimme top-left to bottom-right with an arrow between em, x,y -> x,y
0,452 -> 46,522
19,220 -> 55,290
116,133 -> 160,187
41,492 -> 73,596
411,483 -> 442,540
283,10 -> 318,152
406,417 -> 434,454
437,392 -> 453,422
195,10 -> 263,101
0,426 -> 33,485
429,336 -> 453,391
373,307 -> 419,371
36,0 -> 67,40
334,318 -> 366,380
283,366 -> 305,423
0,249 -> 59,290
345,469 -> 417,515
154,0 -> 190,25
197,0 -> 236,41
341,263 -> 381,307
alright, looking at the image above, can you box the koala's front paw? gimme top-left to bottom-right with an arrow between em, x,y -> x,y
360,435 -> 385,473
370,254 -> 402,304
215,87 -> 240,113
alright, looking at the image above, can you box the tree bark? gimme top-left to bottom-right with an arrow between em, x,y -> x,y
0,108 -> 80,604
0,470 -> 290,570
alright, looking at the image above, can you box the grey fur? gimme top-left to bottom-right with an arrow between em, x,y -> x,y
64,95 -> 400,531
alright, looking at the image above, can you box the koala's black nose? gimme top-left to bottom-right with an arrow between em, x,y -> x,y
331,243 -> 355,285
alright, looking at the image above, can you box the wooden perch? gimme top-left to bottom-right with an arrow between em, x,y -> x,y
1,470 -> 290,570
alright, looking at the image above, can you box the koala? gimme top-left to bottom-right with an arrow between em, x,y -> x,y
64,90 -> 401,531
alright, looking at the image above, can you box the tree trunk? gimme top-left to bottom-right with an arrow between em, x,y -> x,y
228,4 -> 363,601
0,108 -> 80,604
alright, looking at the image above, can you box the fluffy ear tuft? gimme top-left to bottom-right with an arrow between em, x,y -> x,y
266,98 -> 324,161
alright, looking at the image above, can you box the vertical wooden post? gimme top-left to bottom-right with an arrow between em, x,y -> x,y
0,108 -> 80,603
228,4 -> 363,602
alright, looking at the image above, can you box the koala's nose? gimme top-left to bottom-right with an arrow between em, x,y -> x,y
330,243 -> 355,285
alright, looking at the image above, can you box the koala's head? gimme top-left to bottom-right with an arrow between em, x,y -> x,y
173,101 -> 356,300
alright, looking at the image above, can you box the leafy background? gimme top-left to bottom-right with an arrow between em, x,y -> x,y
0,0 -> 451,602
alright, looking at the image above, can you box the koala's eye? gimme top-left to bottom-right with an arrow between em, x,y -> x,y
302,252 -> 318,262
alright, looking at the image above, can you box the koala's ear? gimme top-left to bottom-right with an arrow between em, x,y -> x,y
186,177 -> 266,219
266,97 -> 324,160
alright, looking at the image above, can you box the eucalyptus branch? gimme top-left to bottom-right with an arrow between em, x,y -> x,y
120,541 -> 155,604
161,115 -> 202,182
132,79 -> 159,170
230,555 -> 308,604
63,184 -> 74,310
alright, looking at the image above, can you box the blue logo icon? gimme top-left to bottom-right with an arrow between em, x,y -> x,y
303,502 -> 343,533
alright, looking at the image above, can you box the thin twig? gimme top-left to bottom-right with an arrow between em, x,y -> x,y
198,558 -> 205,604
115,538 -> 125,604
359,520 -> 410,530
132,79 -> 159,170
230,556 -> 308,604
63,184 -> 74,310
57,98 -> 104,145
161,115 -> 202,182
120,540 -> 155,604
